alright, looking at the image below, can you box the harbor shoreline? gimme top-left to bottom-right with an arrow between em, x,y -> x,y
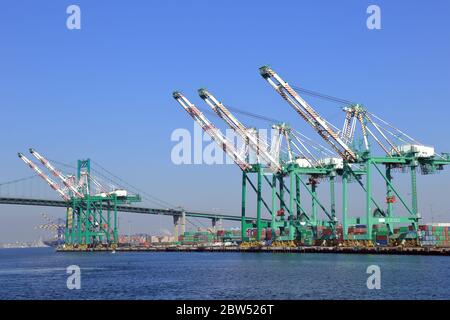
56,245 -> 450,256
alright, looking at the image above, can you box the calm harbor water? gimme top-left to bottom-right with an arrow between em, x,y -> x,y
0,247 -> 448,300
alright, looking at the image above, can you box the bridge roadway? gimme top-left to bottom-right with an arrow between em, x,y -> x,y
0,197 -> 269,223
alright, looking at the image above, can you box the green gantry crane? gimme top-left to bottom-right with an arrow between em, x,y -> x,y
18,148 -> 141,248
174,89 -> 347,244
260,65 -> 450,243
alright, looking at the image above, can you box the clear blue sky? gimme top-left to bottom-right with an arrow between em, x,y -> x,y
1,0 -> 450,242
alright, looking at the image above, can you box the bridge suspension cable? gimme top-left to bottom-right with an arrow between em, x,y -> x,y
0,175 -> 38,186
90,160 -> 178,209
46,157 -> 177,209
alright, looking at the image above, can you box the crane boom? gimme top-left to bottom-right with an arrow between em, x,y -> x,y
198,88 -> 282,173
172,91 -> 252,171
18,153 -> 70,201
29,148 -> 85,198
259,66 -> 357,162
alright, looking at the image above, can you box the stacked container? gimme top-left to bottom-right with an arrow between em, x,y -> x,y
347,225 -> 367,239
392,226 -> 417,242
245,228 -> 267,240
317,226 -> 333,240
419,225 -> 450,247
336,225 -> 344,243
180,231 -> 196,245
193,231 -> 215,244
372,224 -> 389,246
223,230 -> 240,241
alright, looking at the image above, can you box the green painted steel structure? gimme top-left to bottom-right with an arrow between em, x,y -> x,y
341,153 -> 450,241
240,161 -> 346,242
253,65 -> 450,245
65,159 -> 141,247
241,153 -> 450,243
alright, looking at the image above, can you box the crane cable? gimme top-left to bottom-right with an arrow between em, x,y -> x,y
49,158 -> 176,209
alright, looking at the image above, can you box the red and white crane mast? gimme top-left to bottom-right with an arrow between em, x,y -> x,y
198,88 -> 282,173
18,153 -> 70,201
259,66 -> 357,163
173,91 -> 252,171
29,148 -> 85,198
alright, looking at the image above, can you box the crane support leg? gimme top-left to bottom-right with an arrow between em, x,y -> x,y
271,175 -> 277,230
366,160 -> 373,239
330,176 -> 336,232
65,207 -> 70,244
289,172 -> 295,223
107,208 -> 111,243
241,171 -> 247,241
113,202 -> 118,244
411,165 -> 419,232
311,184 -> 317,225
279,176 -> 285,214
256,166 -> 263,241
296,174 -> 301,219
386,165 -> 393,217
342,168 -> 348,240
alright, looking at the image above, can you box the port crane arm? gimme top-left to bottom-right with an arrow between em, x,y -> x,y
341,106 -> 402,156
198,88 -> 282,173
172,91 -> 252,171
29,148 -> 85,198
259,66 -> 357,162
18,153 -> 70,201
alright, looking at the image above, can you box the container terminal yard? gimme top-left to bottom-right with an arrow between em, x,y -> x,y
3,66 -> 450,256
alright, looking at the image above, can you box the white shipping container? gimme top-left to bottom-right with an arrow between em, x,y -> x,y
320,157 -> 344,169
111,189 -> 128,197
94,192 -> 108,197
295,158 -> 312,168
397,144 -> 435,158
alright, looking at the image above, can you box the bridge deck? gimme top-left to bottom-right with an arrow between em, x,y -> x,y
0,197 -> 269,222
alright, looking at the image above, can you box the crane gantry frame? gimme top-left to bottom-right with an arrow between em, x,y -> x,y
18,148 -> 141,248
173,89 -> 348,243
172,66 -> 450,245
260,65 -> 450,242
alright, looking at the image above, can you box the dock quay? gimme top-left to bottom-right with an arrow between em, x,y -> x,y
56,245 -> 450,256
